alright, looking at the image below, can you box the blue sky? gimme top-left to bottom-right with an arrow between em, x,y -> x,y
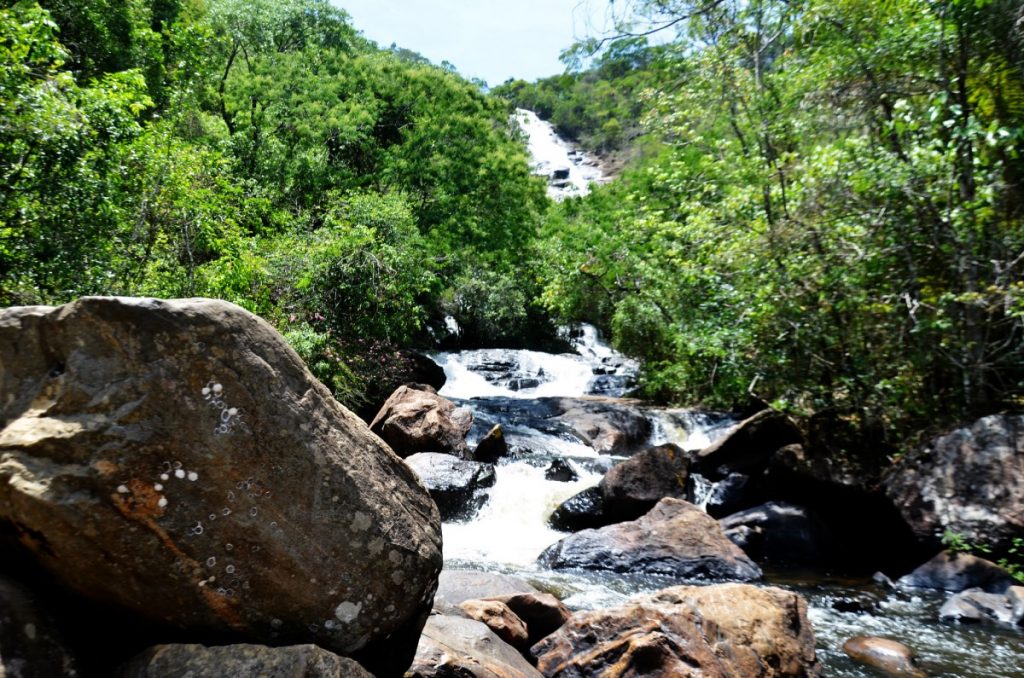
332,1 -> 617,85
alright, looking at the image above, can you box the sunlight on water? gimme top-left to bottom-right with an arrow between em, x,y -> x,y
515,109 -> 605,199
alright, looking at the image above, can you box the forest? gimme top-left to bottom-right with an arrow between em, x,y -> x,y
2,0 -> 1023,469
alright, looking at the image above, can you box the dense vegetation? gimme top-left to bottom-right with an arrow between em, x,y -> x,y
503,0 -> 1024,461
0,0 -> 548,408
2,0 -> 1021,463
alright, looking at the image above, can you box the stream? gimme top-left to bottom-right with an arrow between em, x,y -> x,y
432,329 -> 1024,677
425,112 -> 1024,677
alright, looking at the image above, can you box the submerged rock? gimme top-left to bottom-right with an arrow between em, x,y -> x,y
370,384 -> 473,458
895,551 -> 1014,593
405,453 -> 495,521
532,583 -> 819,677
543,459 -> 578,482
538,498 -> 762,581
407,615 -> 542,678
0,297 -> 442,674
884,414 -> 1024,553
842,636 -> 926,678
120,643 -> 372,677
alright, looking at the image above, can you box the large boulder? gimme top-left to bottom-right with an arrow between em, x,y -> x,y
601,443 -> 689,522
406,615 -> 543,678
841,637 -> 926,678
884,414 -> 1024,553
354,351 -> 446,423
0,576 -> 78,677
370,384 -> 473,458
538,498 -> 762,581
695,409 -> 803,479
0,298 -> 442,674
720,502 -> 834,566
895,550 -> 1014,593
120,643 -> 373,677
532,583 -> 819,677
404,453 -> 495,521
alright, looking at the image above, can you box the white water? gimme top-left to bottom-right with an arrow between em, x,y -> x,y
443,461 -> 601,567
434,323 -> 638,400
515,108 -> 605,200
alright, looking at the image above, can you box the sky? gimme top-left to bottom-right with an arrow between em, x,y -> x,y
332,1 -> 618,86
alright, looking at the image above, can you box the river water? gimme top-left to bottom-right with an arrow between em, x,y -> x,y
431,329 -> 1024,676
427,110 -> 1024,676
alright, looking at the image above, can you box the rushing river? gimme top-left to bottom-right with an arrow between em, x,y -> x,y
431,327 -> 1024,676
429,110 -> 1024,676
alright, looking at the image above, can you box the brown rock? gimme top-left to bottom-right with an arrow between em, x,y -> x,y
532,583 -> 820,677
538,498 -> 762,581
696,409 -> 803,478
120,643 -> 372,677
601,443 -> 689,522
458,600 -> 529,651
884,414 -> 1024,553
484,592 -> 571,646
406,615 -> 543,678
0,298 -> 442,674
370,385 -> 473,458
842,636 -> 926,677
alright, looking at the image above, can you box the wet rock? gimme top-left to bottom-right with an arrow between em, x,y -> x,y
473,424 -> 509,463
532,583 -> 819,677
538,498 -> 762,581
370,384 -> 473,458
720,502 -> 833,566
842,636 -> 926,678
688,471 -> 755,518
404,453 -> 496,521
601,443 -> 689,522
940,588 -> 1014,625
407,615 -> 542,678
547,485 -> 605,532
695,408 -> 803,479
120,643 -> 372,677
0,298 -> 442,674
895,551 -> 1014,593
484,592 -> 571,647
543,459 -> 578,482
884,414 -> 1024,553
546,397 -> 651,455
457,599 -> 529,651
433,570 -> 538,608
830,592 -> 882,615
0,576 -> 78,677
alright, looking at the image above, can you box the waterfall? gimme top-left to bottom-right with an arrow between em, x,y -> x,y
514,109 -> 605,200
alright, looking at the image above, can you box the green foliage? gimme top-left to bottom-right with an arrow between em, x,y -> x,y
537,0 -> 1024,458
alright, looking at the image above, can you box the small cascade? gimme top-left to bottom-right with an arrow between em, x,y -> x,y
434,324 -> 638,400
515,109 -> 605,200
